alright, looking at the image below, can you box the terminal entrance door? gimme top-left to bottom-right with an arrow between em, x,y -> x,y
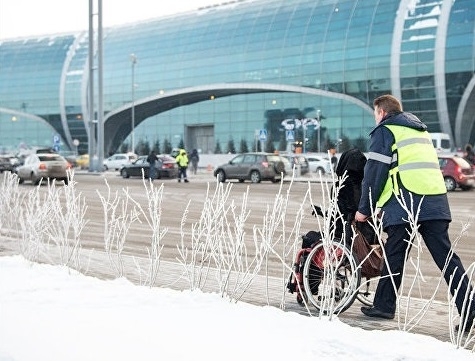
186,125 -> 214,154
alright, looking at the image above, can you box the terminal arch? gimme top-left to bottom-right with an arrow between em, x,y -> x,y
455,75 -> 475,147
0,108 -> 63,146
103,83 -> 373,153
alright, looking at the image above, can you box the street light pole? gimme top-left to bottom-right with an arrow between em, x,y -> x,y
317,109 -> 321,153
130,53 -> 137,153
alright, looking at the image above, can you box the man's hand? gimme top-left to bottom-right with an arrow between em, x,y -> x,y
355,211 -> 368,222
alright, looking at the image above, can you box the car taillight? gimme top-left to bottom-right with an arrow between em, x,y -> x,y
455,165 -> 464,180
162,163 -> 172,169
262,161 -> 269,168
38,163 -> 47,170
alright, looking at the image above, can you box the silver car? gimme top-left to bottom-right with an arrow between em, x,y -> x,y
16,153 -> 71,185
306,155 -> 332,174
213,152 -> 286,183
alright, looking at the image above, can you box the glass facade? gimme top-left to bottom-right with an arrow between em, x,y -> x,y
1,0 -> 474,156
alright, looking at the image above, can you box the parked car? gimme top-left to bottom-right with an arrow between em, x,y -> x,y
0,156 -> 15,173
103,153 -> 137,171
213,152 -> 286,183
35,147 -> 57,154
16,153 -> 72,185
59,151 -> 78,168
281,154 -> 310,176
306,155 -> 332,174
438,154 -> 475,191
76,154 -> 90,169
120,155 -> 178,179
280,157 -> 292,175
156,155 -> 179,178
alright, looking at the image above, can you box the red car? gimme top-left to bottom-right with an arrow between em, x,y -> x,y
438,155 -> 475,191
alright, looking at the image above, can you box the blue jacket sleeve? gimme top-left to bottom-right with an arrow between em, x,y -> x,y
358,126 -> 394,216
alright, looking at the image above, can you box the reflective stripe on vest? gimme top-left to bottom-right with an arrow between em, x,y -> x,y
376,125 -> 446,207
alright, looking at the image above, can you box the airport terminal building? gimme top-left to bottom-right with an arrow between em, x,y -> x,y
1,0 -> 474,157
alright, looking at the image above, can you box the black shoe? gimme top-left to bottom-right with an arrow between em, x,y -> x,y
178,179 -> 181,183
455,310 -> 475,333
361,306 -> 395,320
184,179 -> 189,183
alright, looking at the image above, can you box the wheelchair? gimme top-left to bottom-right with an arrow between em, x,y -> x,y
287,148 -> 382,314
287,225 -> 380,314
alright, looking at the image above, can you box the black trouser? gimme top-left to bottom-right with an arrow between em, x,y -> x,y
178,166 -> 187,180
374,220 -> 474,316
149,164 -> 156,179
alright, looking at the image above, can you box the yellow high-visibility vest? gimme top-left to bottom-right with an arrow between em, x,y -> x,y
377,125 -> 446,207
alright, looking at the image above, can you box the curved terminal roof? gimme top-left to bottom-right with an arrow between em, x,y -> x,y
0,0 -> 474,155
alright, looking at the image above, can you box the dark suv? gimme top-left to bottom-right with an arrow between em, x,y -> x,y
214,153 -> 286,183
438,155 -> 474,191
0,156 -> 14,173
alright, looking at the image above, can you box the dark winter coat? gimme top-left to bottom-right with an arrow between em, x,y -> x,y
358,111 -> 451,229
190,150 -> 199,164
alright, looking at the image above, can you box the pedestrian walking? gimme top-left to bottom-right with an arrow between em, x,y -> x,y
146,150 -> 159,181
190,149 -> 200,175
355,94 -> 475,332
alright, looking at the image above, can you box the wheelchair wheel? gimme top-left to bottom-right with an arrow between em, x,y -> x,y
356,277 -> 376,306
302,239 -> 361,314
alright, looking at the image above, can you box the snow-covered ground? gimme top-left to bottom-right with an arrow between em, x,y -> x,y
1,255 -> 473,361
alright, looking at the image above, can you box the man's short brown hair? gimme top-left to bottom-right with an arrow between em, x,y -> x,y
373,94 -> 402,113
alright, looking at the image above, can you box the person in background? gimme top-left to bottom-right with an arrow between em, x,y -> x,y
190,149 -> 200,175
175,149 -> 189,183
463,144 -> 475,165
329,148 -> 338,172
355,94 -> 475,332
146,150 -> 159,181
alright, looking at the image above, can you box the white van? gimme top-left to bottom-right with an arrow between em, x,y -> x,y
430,133 -> 452,153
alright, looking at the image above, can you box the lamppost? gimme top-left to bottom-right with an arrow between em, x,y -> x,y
302,121 -> 307,154
130,53 -> 137,153
317,109 -> 321,153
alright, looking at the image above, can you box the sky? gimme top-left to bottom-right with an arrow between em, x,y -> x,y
1,255 -> 474,361
0,0 -> 221,40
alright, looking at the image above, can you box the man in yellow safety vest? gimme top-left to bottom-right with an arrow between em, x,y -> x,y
355,94 -> 475,333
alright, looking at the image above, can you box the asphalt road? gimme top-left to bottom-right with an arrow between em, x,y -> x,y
52,170 -> 322,275
4,169 -> 475,300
